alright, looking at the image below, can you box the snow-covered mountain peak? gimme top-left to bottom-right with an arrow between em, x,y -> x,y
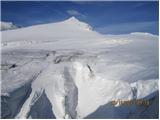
65,16 -> 79,22
63,16 -> 93,31
1,15 -> 158,118
0,21 -> 18,31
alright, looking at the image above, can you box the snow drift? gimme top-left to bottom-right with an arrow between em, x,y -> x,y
1,17 -> 159,119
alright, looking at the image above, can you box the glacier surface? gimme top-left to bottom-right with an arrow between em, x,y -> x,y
1,17 -> 159,119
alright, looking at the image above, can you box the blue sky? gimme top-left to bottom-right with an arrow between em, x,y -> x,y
1,1 -> 159,35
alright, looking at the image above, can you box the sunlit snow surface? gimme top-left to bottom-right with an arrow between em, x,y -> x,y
1,17 -> 159,118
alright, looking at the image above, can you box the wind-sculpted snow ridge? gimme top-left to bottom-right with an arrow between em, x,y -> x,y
1,17 -> 159,119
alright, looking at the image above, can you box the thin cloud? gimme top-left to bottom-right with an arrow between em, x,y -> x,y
96,21 -> 158,35
67,10 -> 86,18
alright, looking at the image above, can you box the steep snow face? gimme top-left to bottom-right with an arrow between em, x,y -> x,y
0,22 -> 17,31
1,17 -> 159,119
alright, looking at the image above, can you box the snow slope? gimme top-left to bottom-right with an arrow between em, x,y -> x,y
0,22 -> 17,31
1,17 -> 159,118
